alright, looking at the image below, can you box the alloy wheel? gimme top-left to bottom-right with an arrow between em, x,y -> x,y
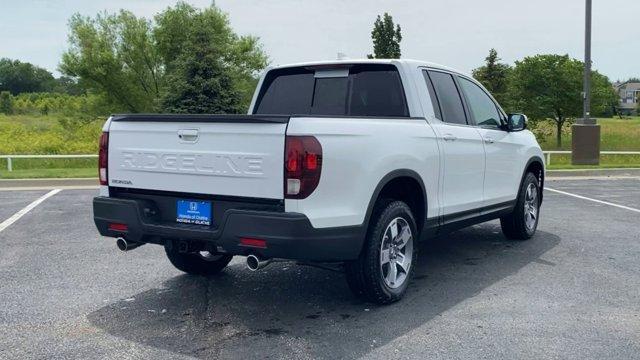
380,217 -> 413,289
524,183 -> 539,231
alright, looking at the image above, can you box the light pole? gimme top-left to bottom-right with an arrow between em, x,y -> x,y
572,0 -> 600,165
582,0 -> 592,122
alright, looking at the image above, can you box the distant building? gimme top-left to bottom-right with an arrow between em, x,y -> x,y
614,80 -> 640,115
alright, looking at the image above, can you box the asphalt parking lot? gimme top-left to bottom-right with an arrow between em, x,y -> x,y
0,177 -> 639,359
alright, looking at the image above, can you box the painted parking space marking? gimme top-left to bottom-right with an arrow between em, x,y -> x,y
0,189 -> 62,233
546,187 -> 640,214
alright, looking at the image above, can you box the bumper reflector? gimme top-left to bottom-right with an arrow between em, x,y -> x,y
108,223 -> 128,232
239,237 -> 267,248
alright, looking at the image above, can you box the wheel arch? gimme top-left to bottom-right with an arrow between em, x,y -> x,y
362,169 -> 428,237
521,156 -> 545,204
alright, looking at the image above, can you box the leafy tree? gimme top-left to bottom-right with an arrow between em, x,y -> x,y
0,91 -> 13,114
52,76 -> 86,95
155,3 -> 267,113
161,14 -> 241,113
60,2 -> 267,113
590,70 -> 619,118
367,13 -> 402,59
509,54 -> 617,148
472,49 -> 512,107
60,11 -> 162,112
0,58 -> 56,94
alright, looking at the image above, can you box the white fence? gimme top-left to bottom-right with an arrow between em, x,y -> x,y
1,152 -> 640,171
0,154 -> 98,172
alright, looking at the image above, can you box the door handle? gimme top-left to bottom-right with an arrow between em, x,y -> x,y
483,136 -> 494,144
442,134 -> 457,142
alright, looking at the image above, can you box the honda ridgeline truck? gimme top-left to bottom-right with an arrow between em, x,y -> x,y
93,59 -> 544,304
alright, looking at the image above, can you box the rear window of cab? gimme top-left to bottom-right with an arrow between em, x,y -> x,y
253,64 -> 409,117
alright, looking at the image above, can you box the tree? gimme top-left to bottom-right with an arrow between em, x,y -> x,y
51,76 -> 85,95
60,11 -> 163,112
590,69 -> 619,118
60,2 -> 267,113
508,54 -> 616,148
155,3 -> 267,113
367,13 -> 402,59
160,10 -> 242,113
472,49 -> 512,107
0,91 -> 13,114
0,58 -> 56,94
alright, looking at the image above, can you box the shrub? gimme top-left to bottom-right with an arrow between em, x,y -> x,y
528,119 -> 573,149
0,91 -> 13,114
0,114 -> 103,155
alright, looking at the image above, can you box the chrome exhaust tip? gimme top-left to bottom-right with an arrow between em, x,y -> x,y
246,254 -> 272,271
116,237 -> 143,252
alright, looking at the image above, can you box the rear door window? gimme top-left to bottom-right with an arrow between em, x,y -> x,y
422,70 -> 442,120
254,64 -> 409,117
348,67 -> 408,117
426,71 -> 468,125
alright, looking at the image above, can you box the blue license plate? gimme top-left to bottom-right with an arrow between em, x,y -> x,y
176,200 -> 212,226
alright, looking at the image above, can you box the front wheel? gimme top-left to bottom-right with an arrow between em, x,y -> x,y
500,172 -> 541,240
345,200 -> 418,304
165,244 -> 233,276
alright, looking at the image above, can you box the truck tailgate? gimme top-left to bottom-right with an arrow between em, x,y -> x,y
107,115 -> 288,199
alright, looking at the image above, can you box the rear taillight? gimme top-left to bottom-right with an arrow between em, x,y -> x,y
284,136 -> 322,199
98,132 -> 109,186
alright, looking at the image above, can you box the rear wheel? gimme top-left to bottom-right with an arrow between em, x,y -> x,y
345,200 -> 418,304
165,244 -> 233,276
500,172 -> 540,240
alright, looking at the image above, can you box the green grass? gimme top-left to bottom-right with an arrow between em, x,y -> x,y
538,117 -> 640,151
547,164 -> 640,170
0,168 -> 96,179
536,116 -> 640,169
0,113 -> 102,155
0,113 -> 102,179
1,114 -> 639,179
544,153 -> 640,169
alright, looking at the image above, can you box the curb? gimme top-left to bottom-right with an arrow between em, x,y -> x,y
547,168 -> 640,178
0,178 -> 99,190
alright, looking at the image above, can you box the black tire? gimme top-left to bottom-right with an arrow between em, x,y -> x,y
165,245 -> 233,276
500,172 -> 541,240
345,200 -> 418,304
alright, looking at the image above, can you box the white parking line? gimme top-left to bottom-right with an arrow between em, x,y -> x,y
0,189 -> 62,233
546,187 -> 640,214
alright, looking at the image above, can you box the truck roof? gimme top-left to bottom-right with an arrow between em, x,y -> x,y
268,59 -> 466,76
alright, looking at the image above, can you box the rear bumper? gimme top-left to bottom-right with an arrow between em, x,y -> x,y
93,196 -> 364,262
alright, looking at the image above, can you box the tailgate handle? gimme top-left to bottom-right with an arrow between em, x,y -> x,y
178,129 -> 199,142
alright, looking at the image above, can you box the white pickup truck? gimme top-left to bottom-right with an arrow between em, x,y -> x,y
93,59 -> 544,304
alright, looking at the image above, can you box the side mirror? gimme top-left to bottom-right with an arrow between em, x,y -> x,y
507,113 -> 527,131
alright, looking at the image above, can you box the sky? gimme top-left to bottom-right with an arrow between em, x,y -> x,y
0,0 -> 637,81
